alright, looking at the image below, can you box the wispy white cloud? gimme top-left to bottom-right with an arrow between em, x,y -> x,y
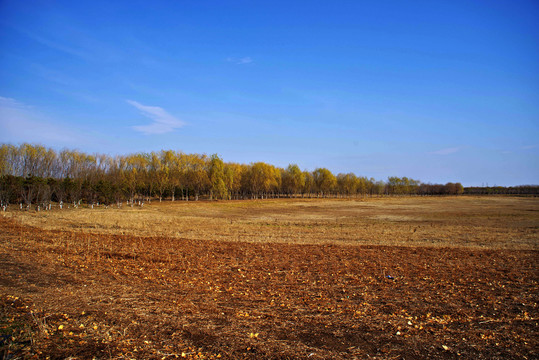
238,57 -> 253,64
430,146 -> 461,155
0,96 -> 29,110
521,144 -> 538,150
227,56 -> 253,65
127,100 -> 185,135
0,96 -> 85,144
10,25 -> 88,59
7,22 -> 124,63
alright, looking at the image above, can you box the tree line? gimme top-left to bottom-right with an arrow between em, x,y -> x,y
463,185 -> 539,196
0,143 -> 510,210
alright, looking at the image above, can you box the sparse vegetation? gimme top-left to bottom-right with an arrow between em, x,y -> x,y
1,197 -> 538,359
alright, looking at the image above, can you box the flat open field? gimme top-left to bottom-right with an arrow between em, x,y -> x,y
7,196 -> 539,249
1,196 -> 538,359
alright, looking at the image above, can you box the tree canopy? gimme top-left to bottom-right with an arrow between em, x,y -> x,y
0,143 -> 499,209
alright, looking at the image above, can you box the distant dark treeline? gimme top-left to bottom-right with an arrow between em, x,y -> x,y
0,143 -> 535,209
464,186 -> 539,196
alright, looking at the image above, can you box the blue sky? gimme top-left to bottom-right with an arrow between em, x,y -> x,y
0,0 -> 538,186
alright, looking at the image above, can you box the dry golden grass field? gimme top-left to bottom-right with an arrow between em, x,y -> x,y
7,196 -> 539,249
1,196 -> 538,359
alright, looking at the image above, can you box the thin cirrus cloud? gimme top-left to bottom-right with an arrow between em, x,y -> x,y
227,56 -> 253,65
0,96 -> 85,145
430,147 -> 461,155
8,23 -> 89,59
9,22 -> 124,63
128,100 -> 185,135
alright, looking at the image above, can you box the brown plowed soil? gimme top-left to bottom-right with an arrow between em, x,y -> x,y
1,198 -> 538,359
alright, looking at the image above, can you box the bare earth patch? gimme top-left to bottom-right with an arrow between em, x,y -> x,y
1,197 -> 538,359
